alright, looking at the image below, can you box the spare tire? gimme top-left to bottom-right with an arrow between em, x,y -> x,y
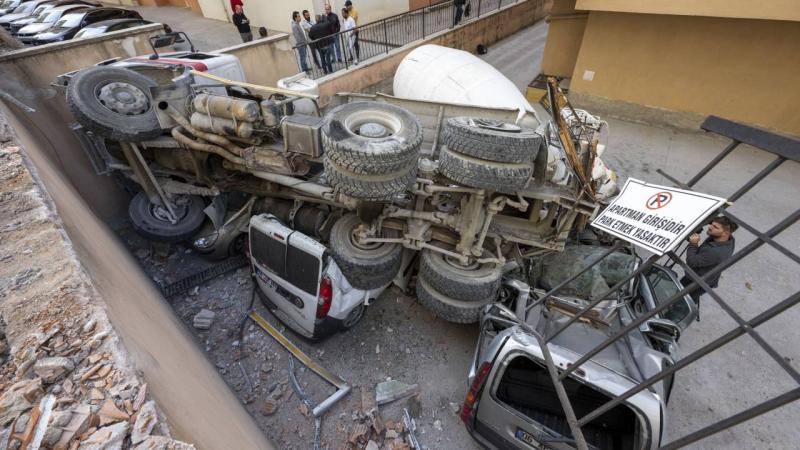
443,117 -> 541,163
418,248 -> 501,302
325,156 -> 417,201
67,66 -> 162,142
323,102 -> 422,173
329,214 -> 402,290
129,192 -> 206,243
438,146 -> 532,194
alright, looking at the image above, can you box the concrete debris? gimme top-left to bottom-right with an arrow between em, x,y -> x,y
78,421 -> 129,450
260,398 -> 278,416
449,402 -> 460,415
347,422 -> 368,445
98,399 -> 130,425
131,400 -> 158,444
386,429 -> 399,439
192,309 -> 215,330
375,380 -> 419,406
365,440 -> 379,450
133,436 -> 196,450
52,404 -> 91,450
21,378 -> 44,403
132,384 -> 148,412
0,379 -> 35,425
433,419 -> 442,431
34,356 -> 75,384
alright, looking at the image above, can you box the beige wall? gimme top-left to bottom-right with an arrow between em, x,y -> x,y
540,12 -> 586,77
576,0 -> 800,22
196,0 -> 229,22
569,12 -> 800,135
339,0 -> 409,24
319,0 -> 550,102
218,33 -> 299,86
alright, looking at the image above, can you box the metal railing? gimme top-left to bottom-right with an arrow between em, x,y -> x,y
293,0 -> 525,79
522,114 -> 800,449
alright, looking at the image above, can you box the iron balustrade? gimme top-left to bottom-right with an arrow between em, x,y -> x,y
292,0 -> 525,79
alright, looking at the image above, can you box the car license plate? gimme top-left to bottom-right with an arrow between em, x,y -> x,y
515,428 -> 545,449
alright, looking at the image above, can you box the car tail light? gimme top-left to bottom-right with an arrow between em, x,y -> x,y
316,276 -> 332,319
460,361 -> 492,425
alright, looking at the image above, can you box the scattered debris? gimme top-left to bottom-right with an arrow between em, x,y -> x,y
192,309 -> 216,330
260,398 -> 278,416
34,357 -> 74,384
403,408 -> 421,449
375,380 -> 419,406
365,440 -> 379,450
131,400 -> 158,445
79,420 -> 129,450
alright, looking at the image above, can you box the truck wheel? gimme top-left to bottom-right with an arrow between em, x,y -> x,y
329,214 -> 402,290
325,157 -> 417,201
419,248 -> 501,302
415,276 -> 490,324
438,146 -> 532,194
323,102 -> 422,173
67,67 -> 162,142
443,117 -> 541,163
128,192 -> 206,243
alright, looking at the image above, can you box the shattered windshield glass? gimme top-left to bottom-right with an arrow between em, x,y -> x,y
537,245 -> 638,299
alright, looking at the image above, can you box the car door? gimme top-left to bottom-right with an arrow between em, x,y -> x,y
641,265 -> 697,331
249,215 -> 324,337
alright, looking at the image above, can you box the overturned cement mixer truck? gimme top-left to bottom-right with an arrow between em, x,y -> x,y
59,40 -> 618,323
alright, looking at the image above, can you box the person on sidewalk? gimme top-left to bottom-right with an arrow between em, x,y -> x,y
453,0 -> 466,26
344,1 -> 360,62
291,11 -> 310,72
342,7 -> 358,65
301,9 -> 321,69
232,5 -> 252,43
323,4 -> 342,63
681,216 -> 737,321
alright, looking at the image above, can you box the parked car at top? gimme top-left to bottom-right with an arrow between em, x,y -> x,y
0,0 -> 51,28
9,0 -> 98,32
6,0 -> 52,32
29,6 -> 140,44
0,0 -> 23,15
461,245 -> 697,450
72,17 -> 152,39
15,3 -> 94,40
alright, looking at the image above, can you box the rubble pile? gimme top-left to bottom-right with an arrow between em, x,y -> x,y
0,139 -> 194,449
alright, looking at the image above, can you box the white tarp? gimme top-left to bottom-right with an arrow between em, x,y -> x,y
591,178 -> 726,255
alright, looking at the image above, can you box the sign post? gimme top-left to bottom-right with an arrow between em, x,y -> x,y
590,178 -> 727,255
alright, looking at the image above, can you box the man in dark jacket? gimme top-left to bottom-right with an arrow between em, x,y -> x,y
308,16 -> 334,74
324,3 -> 342,62
681,216 -> 737,321
232,5 -> 252,42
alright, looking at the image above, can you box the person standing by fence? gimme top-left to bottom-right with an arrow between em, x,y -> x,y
232,5 -> 253,42
342,7 -> 358,65
454,0 -> 466,26
309,16 -> 334,74
344,1 -> 360,62
291,11 -> 310,73
301,10 -> 321,70
323,4 -> 342,63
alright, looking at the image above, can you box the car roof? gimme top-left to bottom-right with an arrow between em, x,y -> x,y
48,3 -> 88,10
81,17 -> 146,28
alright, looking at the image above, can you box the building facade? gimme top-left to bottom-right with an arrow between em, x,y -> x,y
541,0 -> 800,135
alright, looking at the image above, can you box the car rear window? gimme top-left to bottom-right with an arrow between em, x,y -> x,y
251,227 -> 320,296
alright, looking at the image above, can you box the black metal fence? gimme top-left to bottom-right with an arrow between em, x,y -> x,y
523,115 -> 800,449
293,0 -> 523,79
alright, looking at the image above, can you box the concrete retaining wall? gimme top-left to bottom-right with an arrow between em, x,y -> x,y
0,24 -> 274,450
217,33 -> 299,87
317,0 -> 550,103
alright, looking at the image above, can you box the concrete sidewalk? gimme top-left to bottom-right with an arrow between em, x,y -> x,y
125,5 -> 280,52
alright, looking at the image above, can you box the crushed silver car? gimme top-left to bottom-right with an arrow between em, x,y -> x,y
462,245 -> 697,450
